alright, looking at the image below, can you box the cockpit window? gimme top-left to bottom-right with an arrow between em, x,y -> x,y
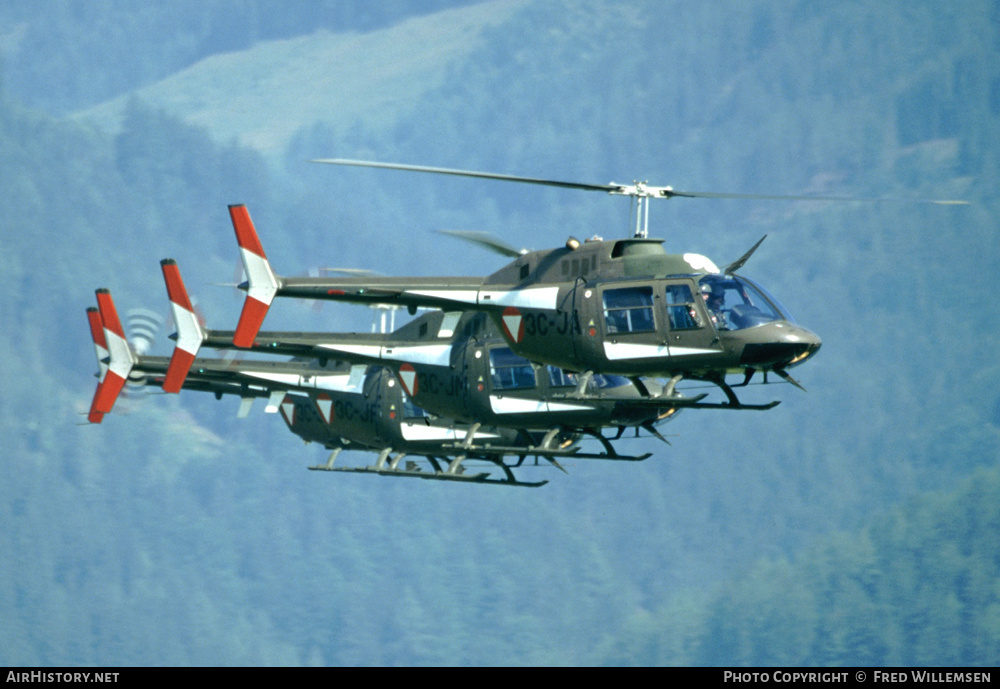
589,373 -> 632,390
603,286 -> 655,333
490,347 -> 536,390
664,283 -> 703,330
697,275 -> 792,330
547,366 -> 577,387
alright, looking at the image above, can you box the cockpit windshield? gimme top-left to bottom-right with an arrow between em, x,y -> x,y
697,275 -> 794,330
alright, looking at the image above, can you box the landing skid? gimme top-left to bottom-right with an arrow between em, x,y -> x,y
686,399 -> 780,411
308,448 -> 548,487
309,464 -> 548,488
692,372 -> 782,410
575,429 -> 655,460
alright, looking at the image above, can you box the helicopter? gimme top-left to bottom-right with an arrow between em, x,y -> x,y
86,157 -> 969,487
227,161 -> 824,407
86,261 -> 709,486
155,259 -> 718,457
88,291 -> 596,487
162,258 -> 723,452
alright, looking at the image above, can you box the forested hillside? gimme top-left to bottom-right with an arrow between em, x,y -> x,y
1,0 -> 998,666
0,0 -> 482,114
595,466 -> 1000,666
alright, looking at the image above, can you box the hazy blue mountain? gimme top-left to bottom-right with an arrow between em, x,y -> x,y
71,0 -> 531,156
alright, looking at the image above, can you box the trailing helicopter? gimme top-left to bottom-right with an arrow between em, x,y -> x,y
227,162 -> 824,407
85,263 -> 703,486
163,259 -> 717,452
155,260 -> 716,457
87,291 -> 572,487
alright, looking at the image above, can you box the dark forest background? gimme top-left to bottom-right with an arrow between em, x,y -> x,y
1,0 -> 998,665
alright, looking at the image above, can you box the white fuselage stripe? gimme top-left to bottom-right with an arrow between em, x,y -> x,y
478,286 -> 560,310
488,395 -> 595,415
668,346 -> 720,356
243,371 -> 362,393
405,289 -> 479,305
603,342 -> 718,360
399,423 -> 502,442
603,342 -> 669,361
404,287 -> 559,311
319,343 -> 453,367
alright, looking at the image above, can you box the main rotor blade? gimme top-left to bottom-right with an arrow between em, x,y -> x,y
437,230 -> 526,258
311,158 -> 618,193
319,267 -> 385,277
312,158 -> 968,205
665,189 -> 969,205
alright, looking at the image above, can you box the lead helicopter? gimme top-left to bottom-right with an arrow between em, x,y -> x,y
228,161 -> 824,407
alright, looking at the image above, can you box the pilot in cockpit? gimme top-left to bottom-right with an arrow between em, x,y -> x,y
701,282 -> 728,329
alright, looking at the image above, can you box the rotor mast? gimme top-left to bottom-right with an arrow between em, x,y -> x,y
611,181 -> 674,238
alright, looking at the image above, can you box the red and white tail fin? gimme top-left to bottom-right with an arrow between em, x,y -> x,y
160,259 -> 206,393
86,306 -> 109,423
87,306 -> 109,381
230,204 -> 279,348
92,289 -> 136,415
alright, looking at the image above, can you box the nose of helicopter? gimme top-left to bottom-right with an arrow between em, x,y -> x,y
737,321 -> 822,370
